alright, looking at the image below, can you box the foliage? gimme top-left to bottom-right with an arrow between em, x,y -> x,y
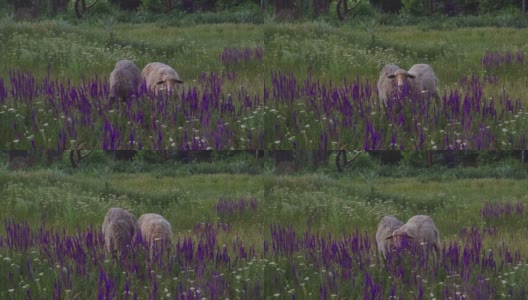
109,0 -> 141,11
140,0 -> 165,13
400,0 -> 427,16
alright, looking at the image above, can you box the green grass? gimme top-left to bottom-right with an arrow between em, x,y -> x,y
264,22 -> 528,98
263,173 -> 528,235
0,169 -> 263,230
0,20 -> 263,81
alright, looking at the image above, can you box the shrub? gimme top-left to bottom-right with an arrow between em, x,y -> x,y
140,0 -> 165,13
109,0 -> 141,11
400,0 -> 428,16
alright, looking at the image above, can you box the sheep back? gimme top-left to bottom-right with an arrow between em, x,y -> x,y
108,60 -> 141,103
101,207 -> 136,253
407,64 -> 440,99
141,62 -> 182,95
390,215 -> 440,251
137,213 -> 173,245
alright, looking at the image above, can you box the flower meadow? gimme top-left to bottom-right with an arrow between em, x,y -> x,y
265,70 -> 527,150
2,48 -> 527,150
0,66 -> 264,150
1,197 -> 528,299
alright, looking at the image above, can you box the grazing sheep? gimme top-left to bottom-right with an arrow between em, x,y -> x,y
377,64 -> 401,107
137,213 -> 173,254
108,60 -> 141,104
375,216 -> 404,260
406,63 -> 440,101
141,62 -> 183,96
101,208 -> 136,255
386,215 -> 441,258
383,63 -> 441,106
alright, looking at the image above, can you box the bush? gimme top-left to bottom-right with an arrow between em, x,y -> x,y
109,0 -> 141,11
89,0 -> 114,15
400,151 -> 428,168
140,0 -> 165,13
400,0 -> 428,16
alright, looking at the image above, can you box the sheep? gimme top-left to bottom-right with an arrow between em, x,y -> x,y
375,215 -> 404,260
385,215 -> 441,259
101,207 -> 136,256
405,63 -> 441,101
377,64 -> 401,107
108,59 -> 141,104
136,213 -> 174,255
141,62 -> 183,96
381,63 -> 441,108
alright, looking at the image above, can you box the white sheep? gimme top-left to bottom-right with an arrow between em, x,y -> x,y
108,60 -> 141,104
382,63 -> 441,107
141,62 -> 183,96
375,215 -> 404,260
385,215 -> 441,259
136,213 -> 174,255
101,207 -> 136,255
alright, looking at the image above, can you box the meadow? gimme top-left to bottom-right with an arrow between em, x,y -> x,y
1,20 -> 528,150
0,20 -> 264,150
1,155 -> 528,299
263,23 -> 528,150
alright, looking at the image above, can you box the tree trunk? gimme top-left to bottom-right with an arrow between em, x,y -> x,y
312,0 -> 319,16
523,0 -> 526,16
429,0 -> 434,15
166,0 -> 173,12
274,0 -> 280,15
312,150 -> 329,169
427,150 -> 433,167
322,0 -> 329,13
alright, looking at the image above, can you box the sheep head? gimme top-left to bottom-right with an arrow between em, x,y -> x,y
387,69 -> 416,92
156,75 -> 184,94
385,231 -> 415,249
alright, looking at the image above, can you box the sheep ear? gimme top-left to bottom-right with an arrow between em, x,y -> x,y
156,80 -> 164,85
385,235 -> 394,240
387,74 -> 396,78
176,79 -> 184,84
407,74 -> 416,79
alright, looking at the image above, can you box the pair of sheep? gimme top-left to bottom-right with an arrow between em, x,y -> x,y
376,215 -> 441,261
377,63 -> 441,108
101,207 -> 173,256
108,60 -> 184,104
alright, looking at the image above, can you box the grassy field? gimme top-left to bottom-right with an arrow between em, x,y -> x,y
1,162 -> 527,299
1,20 -> 528,149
